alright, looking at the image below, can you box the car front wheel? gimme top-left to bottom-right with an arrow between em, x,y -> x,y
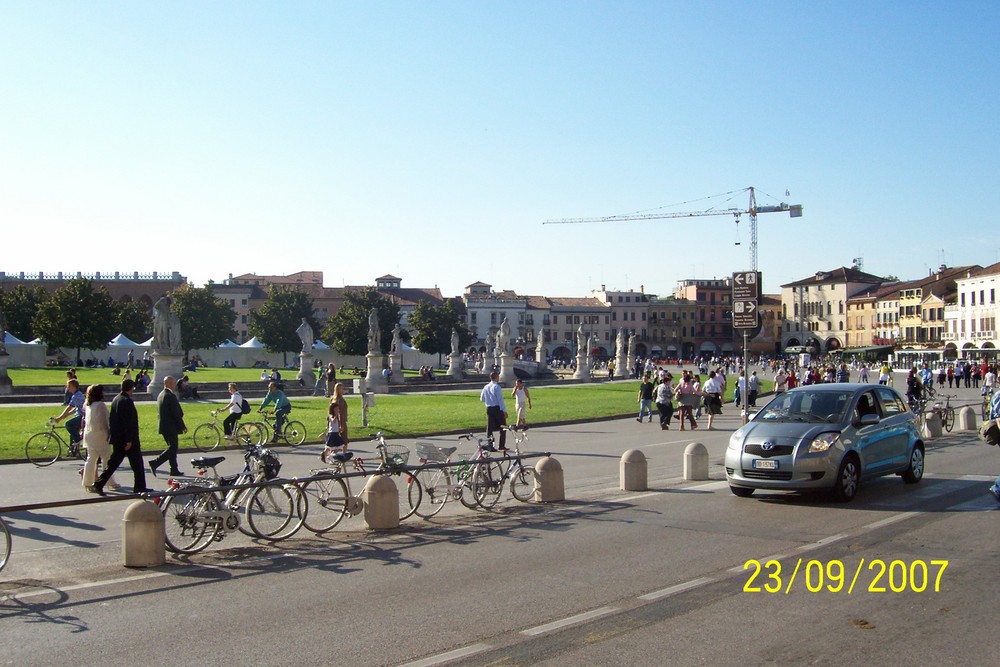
831,457 -> 860,502
901,446 -> 924,484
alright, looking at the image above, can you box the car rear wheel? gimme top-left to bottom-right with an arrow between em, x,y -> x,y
831,457 -> 860,502
729,485 -> 754,498
901,445 -> 924,484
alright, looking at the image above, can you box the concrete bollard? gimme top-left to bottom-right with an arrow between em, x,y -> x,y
958,406 -> 977,431
620,449 -> 648,491
922,411 -> 942,439
535,456 -> 565,502
122,500 -> 165,567
363,475 -> 399,530
683,442 -> 709,481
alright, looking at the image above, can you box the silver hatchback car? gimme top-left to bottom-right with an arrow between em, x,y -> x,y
725,383 -> 924,501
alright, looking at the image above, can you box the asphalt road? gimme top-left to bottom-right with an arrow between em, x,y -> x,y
1,380 -> 998,666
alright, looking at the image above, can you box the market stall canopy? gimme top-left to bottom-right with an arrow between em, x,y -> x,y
240,336 -> 266,348
108,333 -> 143,347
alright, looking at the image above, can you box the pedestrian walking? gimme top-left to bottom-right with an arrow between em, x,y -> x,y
94,379 -> 147,495
81,384 -> 119,493
511,378 -> 532,429
637,375 -> 654,423
480,371 -> 508,450
149,376 -> 187,477
655,373 -> 674,429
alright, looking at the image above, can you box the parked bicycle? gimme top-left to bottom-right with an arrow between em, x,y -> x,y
25,418 -> 86,467
159,444 -> 303,554
931,394 -> 956,432
411,433 -> 502,517
246,409 -> 307,447
470,426 -> 536,509
0,515 -> 10,572
192,410 -> 264,452
297,432 -> 421,533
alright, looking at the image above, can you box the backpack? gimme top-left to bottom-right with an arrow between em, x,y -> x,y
240,398 -> 252,415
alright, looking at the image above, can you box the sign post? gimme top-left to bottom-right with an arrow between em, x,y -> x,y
732,272 -> 762,425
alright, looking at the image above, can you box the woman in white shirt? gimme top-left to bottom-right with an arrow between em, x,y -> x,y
82,384 -> 119,492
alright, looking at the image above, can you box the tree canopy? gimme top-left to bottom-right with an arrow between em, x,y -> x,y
407,299 -> 473,359
113,299 -> 153,344
32,278 -> 118,360
248,286 -> 318,356
170,284 -> 238,354
322,287 -> 400,356
0,285 -> 48,341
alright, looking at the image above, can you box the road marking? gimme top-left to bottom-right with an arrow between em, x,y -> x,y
957,474 -> 994,482
638,576 -> 715,601
398,643 -> 492,667
862,511 -> 919,532
521,606 -> 618,636
796,533 -> 848,552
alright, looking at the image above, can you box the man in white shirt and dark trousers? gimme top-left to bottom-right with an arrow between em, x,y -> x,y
480,371 -> 508,450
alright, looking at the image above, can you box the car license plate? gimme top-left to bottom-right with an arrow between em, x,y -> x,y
752,459 -> 778,470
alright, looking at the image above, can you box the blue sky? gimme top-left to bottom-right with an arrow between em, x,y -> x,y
2,1 -> 997,297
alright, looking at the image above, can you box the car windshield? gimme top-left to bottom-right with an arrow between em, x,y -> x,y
754,390 -> 855,424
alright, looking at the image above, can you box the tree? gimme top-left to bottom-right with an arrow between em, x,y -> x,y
323,287 -> 400,356
170,284 -> 238,354
113,299 -> 153,344
248,286 -> 318,361
0,285 -> 48,341
33,278 -> 118,363
407,299 -> 473,363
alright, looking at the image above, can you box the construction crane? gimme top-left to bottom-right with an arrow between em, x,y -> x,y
543,186 -> 803,271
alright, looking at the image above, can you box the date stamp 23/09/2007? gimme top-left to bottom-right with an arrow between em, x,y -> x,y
743,558 -> 949,594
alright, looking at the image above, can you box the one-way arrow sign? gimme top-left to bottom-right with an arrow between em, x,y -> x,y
733,299 -> 759,329
732,271 -> 762,300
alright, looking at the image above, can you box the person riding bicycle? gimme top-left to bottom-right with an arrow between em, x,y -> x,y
220,383 -> 245,440
905,369 -> 924,411
53,379 -> 86,447
919,364 -> 934,394
259,381 -> 291,443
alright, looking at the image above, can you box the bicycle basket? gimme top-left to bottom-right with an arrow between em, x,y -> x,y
416,442 -> 449,463
382,444 -> 410,467
258,448 -> 282,480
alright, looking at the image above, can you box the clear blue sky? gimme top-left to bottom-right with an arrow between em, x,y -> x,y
3,1 -> 997,297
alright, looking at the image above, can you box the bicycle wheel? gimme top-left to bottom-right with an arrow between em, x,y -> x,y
944,407 -> 955,432
0,517 -> 11,572
235,422 -> 264,447
25,432 -> 62,467
413,467 -> 451,518
393,471 -> 421,521
300,474 -> 349,533
245,484 -> 296,540
282,420 -> 307,447
473,460 -> 505,509
162,489 -> 222,554
193,424 -> 221,452
456,465 -> 479,509
510,464 -> 536,502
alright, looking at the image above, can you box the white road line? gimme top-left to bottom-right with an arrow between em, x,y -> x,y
796,534 -> 848,552
862,511 -> 919,532
958,474 -> 995,482
521,606 -> 618,636
638,576 -> 715,601
398,643 -> 492,667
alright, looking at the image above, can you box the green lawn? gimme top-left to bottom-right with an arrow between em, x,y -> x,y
1,377 -> 768,463
6,366 -> 435,386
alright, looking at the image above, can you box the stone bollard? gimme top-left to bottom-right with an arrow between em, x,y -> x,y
958,406 -> 977,431
122,500 -> 165,567
535,456 -> 565,502
922,411 -> 943,439
683,442 -> 709,481
620,449 -> 648,491
363,475 -> 399,530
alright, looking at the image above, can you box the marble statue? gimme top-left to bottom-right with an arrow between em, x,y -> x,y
576,324 -> 588,356
450,328 -> 460,356
152,295 -> 183,354
367,308 -> 381,354
497,316 -> 511,355
391,323 -> 402,355
296,317 -> 314,353
616,327 -> 625,357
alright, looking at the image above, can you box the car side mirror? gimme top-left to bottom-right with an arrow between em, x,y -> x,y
855,413 -> 879,427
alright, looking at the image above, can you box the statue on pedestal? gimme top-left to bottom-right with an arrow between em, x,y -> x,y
450,328 -> 460,356
497,317 -> 511,355
535,327 -> 544,362
391,323 -> 402,355
576,324 -> 588,358
367,309 -> 381,354
296,318 -> 314,353
0,303 -> 7,355
616,327 -> 625,358
152,296 -> 183,354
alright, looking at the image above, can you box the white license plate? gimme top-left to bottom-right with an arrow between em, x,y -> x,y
752,459 -> 778,470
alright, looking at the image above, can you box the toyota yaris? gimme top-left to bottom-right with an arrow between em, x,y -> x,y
725,383 -> 924,501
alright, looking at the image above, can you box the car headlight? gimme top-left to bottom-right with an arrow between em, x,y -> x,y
729,428 -> 746,450
808,432 -> 841,453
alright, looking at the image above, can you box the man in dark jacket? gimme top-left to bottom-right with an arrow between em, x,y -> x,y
149,376 -> 187,477
95,379 -> 148,495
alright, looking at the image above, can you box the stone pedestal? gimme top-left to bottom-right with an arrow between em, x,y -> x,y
389,352 -> 402,384
615,351 -> 627,379
0,354 -> 12,395
150,352 -> 185,396
573,353 -> 591,380
498,352 -> 516,385
626,353 -> 636,378
365,352 -> 388,394
447,353 -> 464,380
297,352 -> 314,385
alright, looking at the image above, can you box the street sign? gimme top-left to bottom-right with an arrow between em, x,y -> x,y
732,271 -> 762,300
733,298 -> 759,329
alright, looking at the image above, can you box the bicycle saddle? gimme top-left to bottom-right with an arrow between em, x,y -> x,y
191,456 -> 226,469
437,446 -> 457,457
331,451 -> 354,463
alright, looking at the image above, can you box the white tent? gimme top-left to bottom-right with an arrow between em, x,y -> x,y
141,337 -> 154,347
218,339 -> 240,348
3,331 -> 27,345
109,333 -> 140,347
240,336 -> 266,348
313,340 -> 330,350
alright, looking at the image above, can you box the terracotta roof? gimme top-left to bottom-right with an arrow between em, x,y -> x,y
781,266 -> 885,288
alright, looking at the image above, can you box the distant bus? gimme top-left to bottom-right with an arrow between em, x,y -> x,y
784,346 -> 807,355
